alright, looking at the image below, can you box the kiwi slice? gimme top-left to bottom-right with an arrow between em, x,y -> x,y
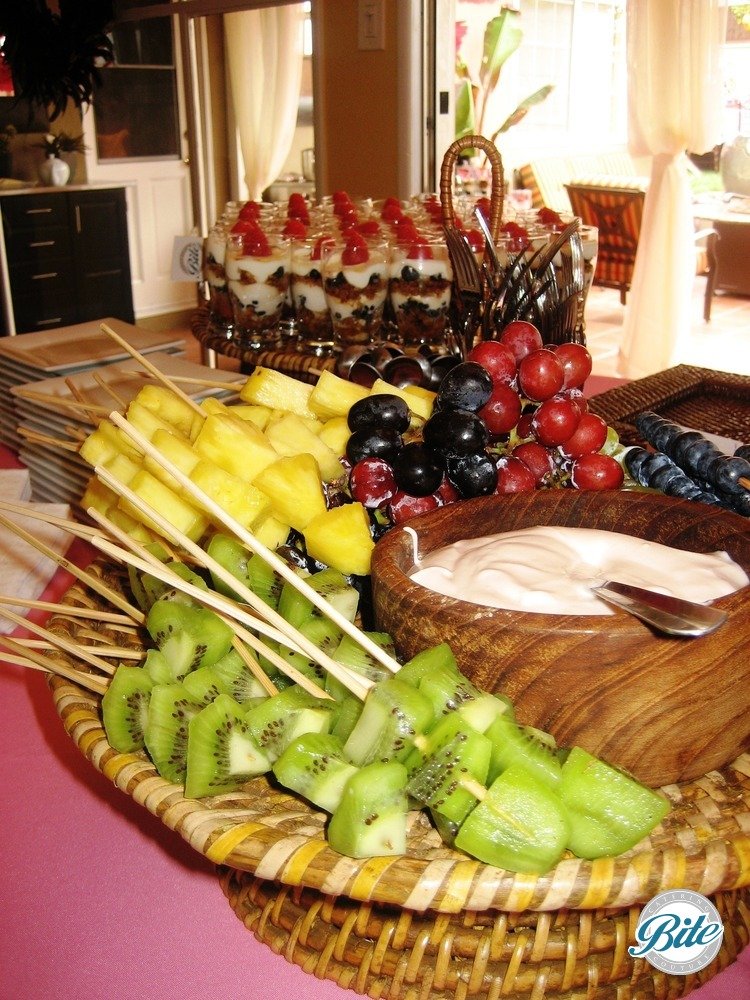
145,598 -> 234,681
141,560 -> 209,609
184,693 -> 271,798
181,666 -> 230,705
454,761 -> 569,873
144,683 -> 203,784
332,631 -> 394,684
143,648 -> 172,685
277,567 -> 359,631
275,616 -> 342,688
397,642 -> 459,687
101,664 -> 154,753
343,677 -> 435,767
206,533 -> 284,609
485,714 -> 562,789
329,695 -> 363,743
560,746 -> 670,859
272,732 -> 358,813
431,809 -> 460,848
211,647 -> 270,703
406,716 -> 492,825
127,540 -> 171,610
327,760 -> 409,859
245,685 -> 333,762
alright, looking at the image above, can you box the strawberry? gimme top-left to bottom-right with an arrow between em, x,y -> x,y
282,217 -> 308,239
395,224 -> 420,247
238,200 -> 262,221
356,219 -> 381,236
242,227 -> 271,257
230,217 -> 259,235
310,235 -> 335,261
406,239 -> 434,260
341,232 -> 369,265
287,192 -> 308,214
463,228 -> 484,253
538,206 -> 563,228
476,196 -> 492,221
381,201 -> 404,223
332,190 -> 352,206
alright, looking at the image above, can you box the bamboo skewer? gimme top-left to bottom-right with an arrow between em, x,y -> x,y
109,411 -> 402,675
133,371 -> 246,392
0,510 -> 144,623
0,498 -> 103,541
65,377 -> 89,406
16,427 -> 82,452
0,594 -> 136,626
231,637 -> 277,698
0,635 -> 108,695
100,322 -> 205,418
15,638 -> 144,660
89,471 -> 373,700
0,605 -> 117,676
11,387 -> 106,419
92,371 -> 128,410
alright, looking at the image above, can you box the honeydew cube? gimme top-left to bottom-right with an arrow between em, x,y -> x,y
308,370 -> 369,420
369,379 -> 432,421
303,502 -> 375,577
134,384 -> 203,439
144,428 -> 200,491
265,413 -> 344,482
252,513 -> 291,550
253,453 -> 327,531
118,469 -> 209,542
193,412 -> 278,483
240,367 -> 317,420
318,416 -> 351,459
189,459 -> 271,530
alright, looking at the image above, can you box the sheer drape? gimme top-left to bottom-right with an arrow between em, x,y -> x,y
618,0 -> 723,379
224,5 -> 305,201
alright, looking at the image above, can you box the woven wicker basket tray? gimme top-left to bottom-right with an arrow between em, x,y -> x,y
47,568 -> 750,998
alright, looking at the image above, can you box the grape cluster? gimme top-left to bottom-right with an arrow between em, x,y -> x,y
625,412 -> 750,517
346,321 -> 624,527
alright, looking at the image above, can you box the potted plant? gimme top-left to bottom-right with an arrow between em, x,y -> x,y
35,130 -> 86,186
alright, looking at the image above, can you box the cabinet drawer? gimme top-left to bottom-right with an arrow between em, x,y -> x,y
9,260 -> 77,333
4,225 -> 72,266
1,193 -> 69,232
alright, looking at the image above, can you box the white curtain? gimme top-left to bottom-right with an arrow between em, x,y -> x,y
224,5 -> 305,201
618,0 -> 724,379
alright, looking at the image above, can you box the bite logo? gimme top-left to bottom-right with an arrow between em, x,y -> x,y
629,890 -> 724,974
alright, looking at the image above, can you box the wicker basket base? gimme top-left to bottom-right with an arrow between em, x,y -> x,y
219,869 -> 750,1000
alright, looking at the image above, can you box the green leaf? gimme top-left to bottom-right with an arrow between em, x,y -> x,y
478,9 -> 523,96
455,78 -> 477,142
490,85 -> 555,138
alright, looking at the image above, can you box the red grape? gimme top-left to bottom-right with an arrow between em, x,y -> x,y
570,453 -> 624,490
516,411 -> 535,439
517,348 -> 564,402
478,384 -> 522,437
388,491 -> 440,524
531,396 -> 581,447
559,413 -> 608,458
512,441 -> 555,484
553,342 -> 593,388
466,341 -> 517,386
349,457 -> 398,508
434,477 -> 460,506
499,321 -> 543,362
495,456 -> 537,493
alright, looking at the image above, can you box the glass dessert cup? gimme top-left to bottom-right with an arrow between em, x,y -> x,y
290,237 -> 335,354
226,233 -> 291,351
389,238 -> 453,349
204,225 -> 234,336
321,238 -> 390,349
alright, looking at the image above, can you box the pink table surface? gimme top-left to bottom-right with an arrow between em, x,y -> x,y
2,385 -> 749,1000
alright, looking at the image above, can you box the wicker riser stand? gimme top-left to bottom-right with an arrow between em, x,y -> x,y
218,872 -> 750,1000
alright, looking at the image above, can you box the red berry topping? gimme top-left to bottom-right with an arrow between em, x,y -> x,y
463,228 -> 484,253
230,217 -> 259,235
356,219 -> 381,236
310,235 -> 335,261
282,217 -> 308,239
242,227 -> 271,257
406,240 -> 434,260
332,190 -> 352,205
238,200 -> 262,221
538,206 -> 564,229
341,232 -> 369,265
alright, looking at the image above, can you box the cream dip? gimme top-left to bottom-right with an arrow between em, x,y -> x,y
408,525 -> 748,616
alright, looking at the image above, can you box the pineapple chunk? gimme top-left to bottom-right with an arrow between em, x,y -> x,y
266,409 -> 324,435
118,469 -> 209,542
79,420 -> 140,468
318,416 -> 351,458
252,513 -> 291,550
253,453 -> 327,531
144,428 -> 200,491
240,367 -> 317,420
189,459 -> 271,529
369,379 -> 433,421
228,404 -> 273,430
127,399 -> 191,443
303,503 -> 375,576
134,384 -> 203,439
80,475 -> 118,514
104,505 -> 156,544
102,451 -> 141,486
308,370 -> 369,420
265,413 -> 344,482
193,412 -> 278,483
403,385 -> 438,411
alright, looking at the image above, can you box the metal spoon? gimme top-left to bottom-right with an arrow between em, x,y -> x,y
591,580 -> 728,637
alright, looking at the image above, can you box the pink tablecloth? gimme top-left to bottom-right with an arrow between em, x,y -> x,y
1,388 -> 749,1000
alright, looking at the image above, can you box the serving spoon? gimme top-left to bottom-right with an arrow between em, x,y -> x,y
591,580 -> 728,637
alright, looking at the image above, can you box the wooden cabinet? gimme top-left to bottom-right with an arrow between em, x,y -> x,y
0,186 -> 134,335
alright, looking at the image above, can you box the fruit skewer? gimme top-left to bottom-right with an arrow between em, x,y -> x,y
0,604 -> 117,676
13,638 -> 144,660
109,409 -> 403,676
0,635 -> 108,695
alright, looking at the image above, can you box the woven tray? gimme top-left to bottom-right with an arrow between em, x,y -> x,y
46,568 -> 750,998
588,365 -> 750,447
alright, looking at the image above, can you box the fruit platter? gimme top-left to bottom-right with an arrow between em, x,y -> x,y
1,302 -> 749,1000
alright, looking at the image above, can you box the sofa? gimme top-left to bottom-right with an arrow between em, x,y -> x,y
514,150 -> 649,213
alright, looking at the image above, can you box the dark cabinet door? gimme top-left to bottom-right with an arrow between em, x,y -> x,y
69,189 -> 135,324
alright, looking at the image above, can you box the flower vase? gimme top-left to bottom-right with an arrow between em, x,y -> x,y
39,155 -> 70,187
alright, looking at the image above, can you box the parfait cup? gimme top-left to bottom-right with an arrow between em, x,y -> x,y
321,237 -> 391,349
574,224 -> 599,343
290,236 -> 335,354
389,235 -> 453,349
226,232 -> 291,351
203,224 -> 234,336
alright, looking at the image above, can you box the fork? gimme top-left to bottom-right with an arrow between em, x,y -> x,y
444,225 -> 483,358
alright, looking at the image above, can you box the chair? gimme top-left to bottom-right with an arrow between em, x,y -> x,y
565,181 -> 718,319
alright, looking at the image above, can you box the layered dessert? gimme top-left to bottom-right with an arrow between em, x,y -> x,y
225,229 -> 290,349
290,236 -> 334,349
321,234 -> 389,347
204,225 -> 233,331
389,239 -> 452,346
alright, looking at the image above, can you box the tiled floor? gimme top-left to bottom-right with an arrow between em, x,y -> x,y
584,282 -> 750,379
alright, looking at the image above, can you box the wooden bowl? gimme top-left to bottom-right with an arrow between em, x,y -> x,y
371,490 -> 750,787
